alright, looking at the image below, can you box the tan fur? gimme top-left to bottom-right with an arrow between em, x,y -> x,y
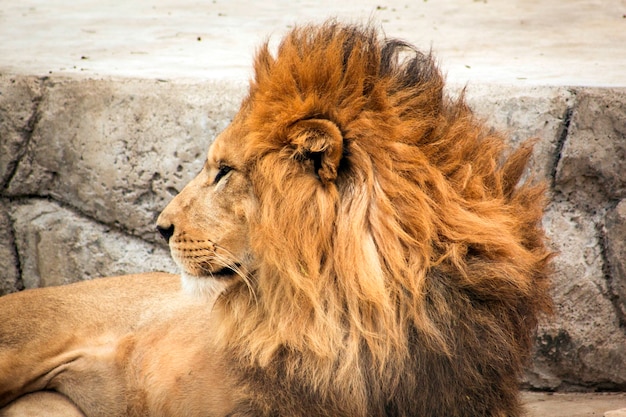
0,273 -> 235,417
0,22 -> 552,417
0,391 -> 85,417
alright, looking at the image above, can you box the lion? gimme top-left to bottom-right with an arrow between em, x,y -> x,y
0,22 -> 552,417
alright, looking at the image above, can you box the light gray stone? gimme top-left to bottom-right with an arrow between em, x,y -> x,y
461,84 -> 574,182
9,199 -> 178,289
527,200 -> 626,390
0,203 -> 21,295
555,88 -> 626,208
5,77 -> 246,241
0,75 -> 42,188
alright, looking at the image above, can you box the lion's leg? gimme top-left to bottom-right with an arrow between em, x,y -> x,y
0,391 -> 85,417
0,272 -> 181,415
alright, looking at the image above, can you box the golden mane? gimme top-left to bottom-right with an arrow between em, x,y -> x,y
216,22 -> 552,416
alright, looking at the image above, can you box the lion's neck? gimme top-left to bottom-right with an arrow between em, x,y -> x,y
180,272 -> 229,302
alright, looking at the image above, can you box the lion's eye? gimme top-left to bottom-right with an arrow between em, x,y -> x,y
213,165 -> 233,184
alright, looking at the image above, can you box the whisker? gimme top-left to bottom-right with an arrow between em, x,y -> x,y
174,237 -> 257,305
213,247 -> 258,305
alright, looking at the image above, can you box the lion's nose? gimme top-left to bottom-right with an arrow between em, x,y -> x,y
157,224 -> 175,243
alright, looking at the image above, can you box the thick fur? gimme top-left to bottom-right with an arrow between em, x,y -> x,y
214,22 -> 553,416
0,22 -> 552,417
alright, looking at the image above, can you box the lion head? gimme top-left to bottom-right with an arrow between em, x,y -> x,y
157,22 -> 552,417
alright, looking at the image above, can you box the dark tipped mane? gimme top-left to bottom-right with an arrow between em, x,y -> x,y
218,21 -> 553,417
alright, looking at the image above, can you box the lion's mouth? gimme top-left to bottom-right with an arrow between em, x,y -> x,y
208,264 -> 241,278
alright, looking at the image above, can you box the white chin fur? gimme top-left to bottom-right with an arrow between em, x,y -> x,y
181,272 -> 229,300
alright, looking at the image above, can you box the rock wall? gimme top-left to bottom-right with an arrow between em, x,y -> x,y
0,74 -> 624,391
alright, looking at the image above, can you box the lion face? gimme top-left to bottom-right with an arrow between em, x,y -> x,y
157,92 -> 348,300
156,115 -> 255,297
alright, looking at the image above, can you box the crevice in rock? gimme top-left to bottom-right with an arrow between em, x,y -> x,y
9,194 -> 160,248
550,94 -> 575,191
1,77 -> 46,192
597,217 -> 626,332
0,197 -> 24,292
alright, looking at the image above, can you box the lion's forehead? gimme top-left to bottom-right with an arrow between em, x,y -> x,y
210,120 -> 251,167
208,137 -> 236,169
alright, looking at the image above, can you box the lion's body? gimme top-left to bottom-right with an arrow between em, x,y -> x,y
0,273 -> 234,417
0,22 -> 552,417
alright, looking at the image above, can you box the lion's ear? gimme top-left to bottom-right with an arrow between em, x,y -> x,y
288,119 -> 343,185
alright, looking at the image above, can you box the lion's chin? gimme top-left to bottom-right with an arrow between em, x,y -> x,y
180,272 -> 230,300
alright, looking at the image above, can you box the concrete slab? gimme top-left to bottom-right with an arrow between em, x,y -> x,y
0,0 -> 624,86
523,392 -> 626,417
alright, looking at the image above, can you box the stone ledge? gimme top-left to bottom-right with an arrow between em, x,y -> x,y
2,1 -> 624,86
523,392 -> 626,417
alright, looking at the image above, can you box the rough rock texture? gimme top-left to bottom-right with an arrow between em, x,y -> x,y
605,200 -> 626,322
10,199 -> 177,289
463,84 -> 575,182
0,75 -> 43,188
527,201 -> 626,390
0,74 -> 625,391
0,205 -> 21,294
528,88 -> 626,391
555,89 -> 626,208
